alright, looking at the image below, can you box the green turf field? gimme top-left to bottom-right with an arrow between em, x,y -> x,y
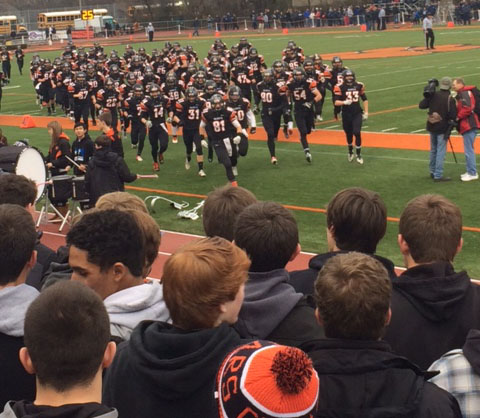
2,26 -> 480,276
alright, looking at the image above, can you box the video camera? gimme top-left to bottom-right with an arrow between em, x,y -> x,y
423,78 -> 439,99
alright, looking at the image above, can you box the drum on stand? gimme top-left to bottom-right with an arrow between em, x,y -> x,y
72,176 -> 89,201
0,146 -> 47,202
49,175 -> 74,201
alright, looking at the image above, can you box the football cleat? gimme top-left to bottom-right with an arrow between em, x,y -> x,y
348,153 -> 354,162
283,126 -> 289,139
158,153 -> 164,164
131,144 -> 137,149
356,156 -> 364,165
198,169 -> 206,177
316,115 -> 323,121
271,156 -> 278,165
305,152 -> 312,163
153,162 -> 159,171
232,166 -> 238,176
185,158 -> 191,170
136,155 -> 143,162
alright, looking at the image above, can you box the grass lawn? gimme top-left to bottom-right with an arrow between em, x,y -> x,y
2,25 -> 480,275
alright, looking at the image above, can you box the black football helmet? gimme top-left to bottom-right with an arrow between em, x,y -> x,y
186,86 -> 198,102
133,83 -> 144,98
293,68 -> 305,82
105,77 -> 115,90
205,80 -> 217,95
342,69 -> 355,84
150,83 -> 161,98
228,85 -> 241,103
210,94 -> 224,111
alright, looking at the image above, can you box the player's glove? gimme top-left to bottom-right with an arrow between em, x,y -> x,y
200,135 -> 209,148
250,127 -> 256,134
268,108 -> 273,116
233,135 -> 242,145
146,120 -> 153,128
362,113 -> 368,121
303,102 -> 312,109
343,99 -> 352,106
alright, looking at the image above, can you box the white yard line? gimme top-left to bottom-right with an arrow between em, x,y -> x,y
382,127 -> 398,132
410,128 -> 426,133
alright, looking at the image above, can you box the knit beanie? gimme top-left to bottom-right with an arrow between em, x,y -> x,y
216,341 -> 319,417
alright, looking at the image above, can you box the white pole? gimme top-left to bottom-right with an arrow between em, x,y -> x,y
21,35 -> 24,44
357,15 -> 360,25
273,19 -> 277,30
178,24 -> 181,34
215,22 -> 218,32
244,19 -> 248,30
401,11 -> 405,24
105,28 -> 108,38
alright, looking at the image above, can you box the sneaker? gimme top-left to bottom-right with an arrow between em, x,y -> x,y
136,155 -> 143,162
316,115 -> 323,121
153,162 -> 159,171
36,98 -> 39,105
433,176 -> 451,182
356,156 -> 364,165
185,158 -> 191,170
172,136 -> 178,144
460,172 -> 469,179
232,166 -> 238,176
131,144 -> 137,149
158,153 -> 164,164
461,173 -> 479,182
198,169 -> 206,177
208,156 -> 213,163
271,156 -> 278,165
283,126 -> 289,139
348,153 -> 354,162
305,152 -> 312,163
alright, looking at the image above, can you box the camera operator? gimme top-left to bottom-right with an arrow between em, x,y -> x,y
419,77 -> 456,182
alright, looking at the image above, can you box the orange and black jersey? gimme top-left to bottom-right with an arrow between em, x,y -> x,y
153,59 -> 172,81
329,67 -> 346,89
86,74 -> 104,94
0,50 -> 10,63
124,96 -> 148,122
334,81 -> 367,115
246,56 -> 267,77
175,97 -> 206,129
68,82 -> 92,105
160,81 -> 185,102
256,81 -> 287,113
207,64 -> 228,79
202,108 -> 238,141
97,88 -> 120,110
109,73 -> 124,89
282,54 -> 304,71
38,69 -> 55,88
15,49 -> 24,61
56,71 -> 73,89
118,83 -> 136,102
213,78 -> 229,93
226,98 -> 251,129
230,67 -> 254,89
287,79 -> 318,110
141,95 -> 171,124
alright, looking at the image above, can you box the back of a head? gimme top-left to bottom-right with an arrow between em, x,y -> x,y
95,191 -> 148,213
95,135 -> 112,149
326,187 -> 387,254
399,194 -> 462,263
217,341 -> 319,417
203,185 -> 257,241
315,252 -> 391,340
234,201 -> 298,272
99,111 -> 112,127
24,281 -> 110,392
66,209 -> 145,278
0,174 -> 36,207
162,236 -> 250,330
0,204 -> 36,286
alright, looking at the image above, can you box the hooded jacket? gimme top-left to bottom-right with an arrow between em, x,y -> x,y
103,321 -> 244,418
104,280 -> 170,341
0,285 -> 39,407
384,261 -> 480,369
0,401 -> 117,418
85,148 -> 136,205
290,251 -> 397,296
234,269 -> 324,346
456,86 -> 480,134
302,338 -> 461,418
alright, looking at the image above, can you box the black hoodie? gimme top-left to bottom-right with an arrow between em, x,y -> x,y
85,148 -> 136,205
384,261 -> 480,369
301,338 -> 461,418
289,251 -> 397,296
102,321 -> 245,418
0,401 -> 117,418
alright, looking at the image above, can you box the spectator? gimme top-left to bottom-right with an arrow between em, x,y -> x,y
1,281 -> 117,417
384,194 -> 480,369
103,237 -> 250,417
67,209 -> 168,341
0,204 -> 38,407
71,122 -> 94,175
263,11 -> 269,28
378,6 -> 386,29
452,77 -> 480,181
0,175 -> 58,290
66,25 -> 72,42
303,252 -> 462,417
233,202 -> 324,346
147,22 -> 154,42
202,184 -> 257,241
290,187 -> 395,296
257,12 -> 265,33
216,341 -> 319,417
192,17 -> 199,36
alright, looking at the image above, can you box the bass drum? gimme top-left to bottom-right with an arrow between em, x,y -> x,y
0,145 -> 47,202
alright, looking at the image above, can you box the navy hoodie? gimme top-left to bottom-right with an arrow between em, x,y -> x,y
103,321 -> 244,418
384,261 -> 480,369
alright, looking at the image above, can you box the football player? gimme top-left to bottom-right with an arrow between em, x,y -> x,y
123,83 -> 148,161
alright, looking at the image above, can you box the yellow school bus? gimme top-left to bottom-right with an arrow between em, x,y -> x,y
0,16 -> 27,36
37,9 -> 108,30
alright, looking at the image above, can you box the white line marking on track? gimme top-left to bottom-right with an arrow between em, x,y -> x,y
382,127 -> 398,132
325,124 -> 340,129
3,85 -> 20,90
410,128 -> 426,133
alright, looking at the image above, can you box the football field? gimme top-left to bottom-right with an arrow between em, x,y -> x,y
2,25 -> 480,276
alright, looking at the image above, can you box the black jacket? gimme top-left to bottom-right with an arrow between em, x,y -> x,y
234,269 -> 324,346
301,338 -> 462,418
71,134 -> 94,176
1,401 -> 117,418
419,89 -> 457,134
290,251 -> 397,296
0,334 -> 35,408
85,148 -> 136,205
384,261 -> 480,369
26,239 -> 58,290
103,321 -> 245,418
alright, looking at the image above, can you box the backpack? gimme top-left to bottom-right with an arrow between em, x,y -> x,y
471,87 -> 480,117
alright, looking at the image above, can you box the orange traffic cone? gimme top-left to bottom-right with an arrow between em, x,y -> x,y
20,115 -> 36,129
215,30 -> 220,38
282,28 -> 288,34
